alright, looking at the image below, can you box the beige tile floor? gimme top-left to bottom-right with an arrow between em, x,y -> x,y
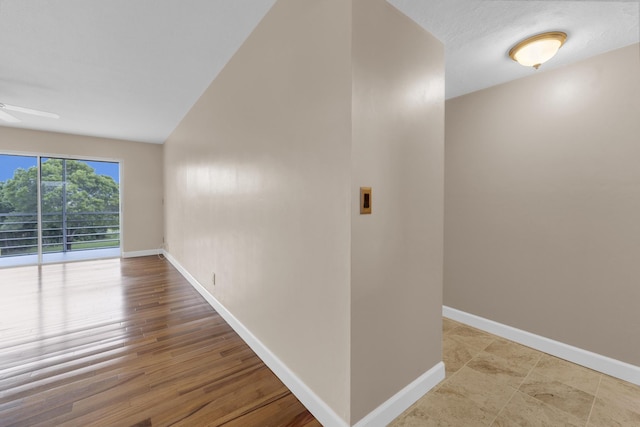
391,317 -> 640,426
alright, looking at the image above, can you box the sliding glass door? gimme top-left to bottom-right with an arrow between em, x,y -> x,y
0,155 -> 39,265
0,154 -> 120,267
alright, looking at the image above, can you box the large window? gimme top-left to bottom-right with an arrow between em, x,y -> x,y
0,154 -> 120,266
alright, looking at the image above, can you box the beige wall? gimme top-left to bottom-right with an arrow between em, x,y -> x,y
351,0 -> 444,422
445,43 -> 640,366
164,0 -> 445,422
164,0 -> 353,420
0,127 -> 163,254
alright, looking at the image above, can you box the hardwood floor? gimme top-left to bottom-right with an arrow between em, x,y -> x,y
0,256 -> 320,427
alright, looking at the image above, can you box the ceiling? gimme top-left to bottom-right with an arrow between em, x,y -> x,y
0,0 -> 276,144
0,0 -> 638,144
388,0 -> 640,99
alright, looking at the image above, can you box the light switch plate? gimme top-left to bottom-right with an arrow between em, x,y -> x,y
360,187 -> 372,214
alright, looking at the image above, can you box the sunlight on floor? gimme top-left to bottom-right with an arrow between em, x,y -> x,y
0,248 -> 121,268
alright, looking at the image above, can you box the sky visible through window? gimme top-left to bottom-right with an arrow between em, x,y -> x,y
0,155 -> 119,183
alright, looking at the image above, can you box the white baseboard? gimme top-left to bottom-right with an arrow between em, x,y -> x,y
122,249 -> 162,258
164,250 -> 446,426
443,306 -> 640,387
353,362 -> 445,427
163,251 -> 349,427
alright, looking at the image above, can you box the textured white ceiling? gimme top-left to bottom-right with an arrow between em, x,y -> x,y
0,0 -> 276,143
388,0 -> 640,99
0,1 -> 638,144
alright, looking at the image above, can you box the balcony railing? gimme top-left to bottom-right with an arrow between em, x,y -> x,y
0,211 -> 120,257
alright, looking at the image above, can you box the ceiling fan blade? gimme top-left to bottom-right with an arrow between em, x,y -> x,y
0,103 -> 59,119
0,109 -> 21,123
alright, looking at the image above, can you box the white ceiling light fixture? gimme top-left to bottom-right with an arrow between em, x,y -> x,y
509,31 -> 567,69
0,103 -> 60,123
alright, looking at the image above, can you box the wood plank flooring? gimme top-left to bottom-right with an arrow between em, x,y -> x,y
0,256 -> 320,427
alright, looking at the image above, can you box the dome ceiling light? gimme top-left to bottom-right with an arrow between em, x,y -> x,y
509,31 -> 567,69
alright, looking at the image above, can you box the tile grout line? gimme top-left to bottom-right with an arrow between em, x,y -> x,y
448,326 -> 517,426
490,351 -> 543,425
455,333 -> 507,426
441,323 -> 487,379
436,319 -> 639,427
457,334 -> 496,375
518,353 -> 598,426
525,353 -> 603,396
415,324 -> 469,423
584,374 -> 603,427
436,327 -> 498,424
487,386 -> 518,426
438,332 -> 479,386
